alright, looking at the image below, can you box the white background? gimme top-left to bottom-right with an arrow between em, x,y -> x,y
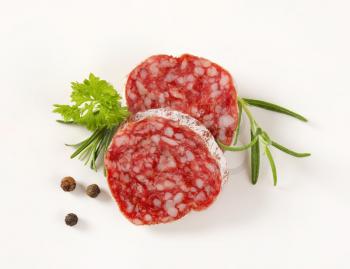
1,0 -> 349,268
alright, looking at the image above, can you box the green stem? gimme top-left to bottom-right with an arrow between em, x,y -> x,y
233,102 -> 243,145
238,97 -> 257,132
219,135 -> 259,151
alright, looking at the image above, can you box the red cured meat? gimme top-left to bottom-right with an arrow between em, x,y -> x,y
105,109 -> 228,225
125,54 -> 238,145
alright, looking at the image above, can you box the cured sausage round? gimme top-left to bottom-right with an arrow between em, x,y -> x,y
125,54 -> 238,146
105,108 -> 228,225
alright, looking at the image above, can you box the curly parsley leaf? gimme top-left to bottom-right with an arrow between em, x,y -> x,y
53,73 -> 129,171
53,73 -> 129,131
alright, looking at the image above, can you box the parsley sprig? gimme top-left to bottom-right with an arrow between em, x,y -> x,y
219,97 -> 311,185
53,74 -> 129,170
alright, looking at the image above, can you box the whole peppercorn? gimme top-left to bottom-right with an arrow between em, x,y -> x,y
60,176 -> 76,192
65,213 -> 78,226
86,184 -> 100,198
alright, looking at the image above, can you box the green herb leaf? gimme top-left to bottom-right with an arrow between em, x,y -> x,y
53,73 -> 129,131
242,98 -> 308,122
251,131 -> 260,185
271,141 -> 311,158
233,102 -> 243,145
264,146 -> 277,186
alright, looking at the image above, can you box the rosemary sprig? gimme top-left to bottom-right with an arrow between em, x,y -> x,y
220,97 -> 311,185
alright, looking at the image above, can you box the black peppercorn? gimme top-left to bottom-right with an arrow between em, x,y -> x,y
65,213 -> 78,226
60,176 -> 76,192
86,184 -> 100,198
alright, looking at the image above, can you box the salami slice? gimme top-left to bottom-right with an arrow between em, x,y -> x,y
105,108 -> 228,225
125,54 -> 238,145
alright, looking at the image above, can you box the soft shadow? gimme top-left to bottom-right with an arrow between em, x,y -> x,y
75,218 -> 89,232
70,182 -> 86,197
225,149 -> 249,179
147,177 -> 266,235
98,188 -> 112,203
